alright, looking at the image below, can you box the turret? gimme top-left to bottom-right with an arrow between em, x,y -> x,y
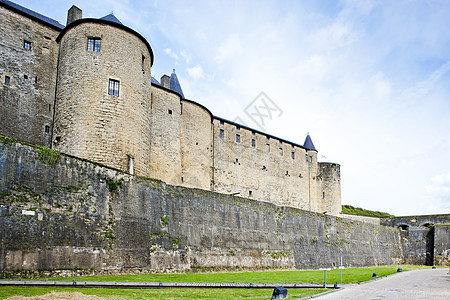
53,8 -> 154,176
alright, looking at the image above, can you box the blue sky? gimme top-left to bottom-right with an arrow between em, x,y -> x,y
14,0 -> 450,216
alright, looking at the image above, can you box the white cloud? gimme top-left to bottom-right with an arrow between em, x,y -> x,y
186,65 -> 205,79
164,48 -> 179,60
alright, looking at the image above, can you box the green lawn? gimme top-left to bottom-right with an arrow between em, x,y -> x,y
0,265 -> 436,299
41,265 -> 430,284
0,287 -> 327,299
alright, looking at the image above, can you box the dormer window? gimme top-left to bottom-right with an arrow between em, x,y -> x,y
87,38 -> 101,52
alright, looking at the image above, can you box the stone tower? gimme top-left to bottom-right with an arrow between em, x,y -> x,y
52,13 -> 154,176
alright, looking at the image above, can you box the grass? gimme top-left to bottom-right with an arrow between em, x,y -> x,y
30,265 -> 428,284
0,287 -> 327,299
342,205 -> 394,218
0,265 -> 435,299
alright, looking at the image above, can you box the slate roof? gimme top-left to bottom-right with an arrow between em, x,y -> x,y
169,69 -> 185,99
100,13 -> 122,25
2,0 -> 65,30
303,133 -> 317,151
151,77 -> 160,85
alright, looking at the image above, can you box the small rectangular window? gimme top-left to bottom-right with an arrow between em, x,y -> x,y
279,148 -> 283,156
220,129 -> 224,139
87,38 -> 101,52
236,134 -> 240,143
251,139 -> 255,148
168,109 -> 173,114
266,136 -> 270,141
220,120 -> 224,125
236,125 -> 240,130
266,144 -> 270,152
323,192 -> 325,199
180,103 -> 182,114
309,156 -> 312,162
4,76 -> 10,84
252,131 -> 255,136
291,152 -> 295,159
305,154 -> 308,162
108,79 -> 119,96
142,55 -> 145,71
44,125 -> 50,133
24,41 -> 31,50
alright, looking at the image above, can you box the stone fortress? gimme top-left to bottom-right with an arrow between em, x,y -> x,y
0,0 -> 341,215
1,1 -> 449,275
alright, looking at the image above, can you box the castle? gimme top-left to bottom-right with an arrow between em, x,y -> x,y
0,0 -> 341,215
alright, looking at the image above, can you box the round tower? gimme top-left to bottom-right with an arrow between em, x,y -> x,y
53,16 -> 153,176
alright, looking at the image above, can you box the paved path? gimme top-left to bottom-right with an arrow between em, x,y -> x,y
316,268 -> 450,300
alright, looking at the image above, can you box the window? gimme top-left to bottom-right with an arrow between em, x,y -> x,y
291,152 -> 295,159
309,156 -> 312,162
220,120 -> 224,125
108,79 -> 119,96
279,140 -> 282,145
168,109 -> 172,114
4,76 -> 10,84
220,129 -> 224,139
236,125 -> 240,130
236,134 -> 240,143
323,192 -> 325,199
266,136 -> 270,141
44,125 -> 50,133
251,139 -> 255,148
249,190 -> 252,196
305,154 -> 308,162
142,55 -> 145,71
279,148 -> 283,156
266,144 -> 270,152
87,38 -> 101,52
24,41 -> 31,50
180,103 -> 182,114
252,131 -> 255,136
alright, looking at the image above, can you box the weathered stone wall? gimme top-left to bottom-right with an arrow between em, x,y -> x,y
149,86 -> 182,185
317,162 -> 341,215
381,215 -> 450,266
53,21 -> 152,176
434,224 -> 450,266
0,140 -> 403,276
0,2 -> 342,216
211,118 -> 340,215
180,100 -> 212,190
0,4 -> 60,148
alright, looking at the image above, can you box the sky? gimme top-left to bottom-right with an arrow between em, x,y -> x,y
13,0 -> 450,216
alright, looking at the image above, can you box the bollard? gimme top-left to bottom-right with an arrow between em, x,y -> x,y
372,273 -> 378,278
271,286 -> 288,300
72,279 -> 76,286
334,282 -> 338,289
397,267 -> 402,272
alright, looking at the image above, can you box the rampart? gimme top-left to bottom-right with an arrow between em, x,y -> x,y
0,139 -> 403,276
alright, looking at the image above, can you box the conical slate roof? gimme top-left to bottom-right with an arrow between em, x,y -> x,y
169,69 -> 185,98
100,13 -> 122,25
303,133 -> 317,151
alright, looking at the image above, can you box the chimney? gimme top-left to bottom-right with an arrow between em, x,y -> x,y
160,75 -> 170,89
66,5 -> 82,25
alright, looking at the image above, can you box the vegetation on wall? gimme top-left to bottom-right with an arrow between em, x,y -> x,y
342,205 -> 394,218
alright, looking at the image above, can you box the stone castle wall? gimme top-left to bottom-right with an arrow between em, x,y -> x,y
0,4 -> 60,148
0,2 -> 342,216
53,21 -> 152,176
149,86 -> 182,186
0,140 -> 403,275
